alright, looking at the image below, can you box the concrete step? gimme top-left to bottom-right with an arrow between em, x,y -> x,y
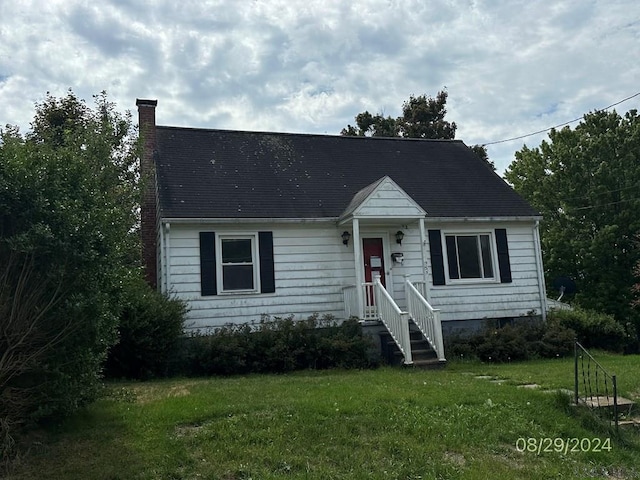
579,395 -> 635,410
412,348 -> 437,359
616,418 -> 640,428
409,358 -> 447,370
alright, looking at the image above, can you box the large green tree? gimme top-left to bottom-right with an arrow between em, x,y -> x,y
504,109 -> 640,323
341,90 -> 492,169
0,91 -> 140,437
341,91 -> 456,138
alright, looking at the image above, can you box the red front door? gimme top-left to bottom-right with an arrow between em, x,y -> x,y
363,238 -> 385,286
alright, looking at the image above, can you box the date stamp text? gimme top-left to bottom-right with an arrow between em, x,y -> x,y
515,437 -> 611,455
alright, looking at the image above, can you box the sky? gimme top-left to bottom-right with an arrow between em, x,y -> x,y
1,0 -> 639,174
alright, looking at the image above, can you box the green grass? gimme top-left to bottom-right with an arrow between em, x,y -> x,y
7,355 -> 640,480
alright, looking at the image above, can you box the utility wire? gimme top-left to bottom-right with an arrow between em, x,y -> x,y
483,91 -> 640,147
559,183 -> 640,202
570,196 -> 640,211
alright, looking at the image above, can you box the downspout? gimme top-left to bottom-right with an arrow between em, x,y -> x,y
533,220 -> 547,320
158,221 -> 164,294
164,222 -> 171,294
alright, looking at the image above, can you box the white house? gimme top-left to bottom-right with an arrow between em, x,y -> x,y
137,99 -> 546,366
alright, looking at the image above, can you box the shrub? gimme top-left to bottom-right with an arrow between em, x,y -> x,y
105,275 -> 188,380
445,320 -> 576,363
178,315 -> 375,376
547,307 -> 627,352
475,325 -> 530,362
0,91 -> 140,472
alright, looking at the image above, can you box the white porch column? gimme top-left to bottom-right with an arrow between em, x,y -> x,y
418,217 -> 431,302
353,218 -> 364,319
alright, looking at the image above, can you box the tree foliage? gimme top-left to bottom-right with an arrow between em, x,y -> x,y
341,90 -> 493,169
0,91 -> 140,447
341,91 -> 456,139
505,109 -> 640,324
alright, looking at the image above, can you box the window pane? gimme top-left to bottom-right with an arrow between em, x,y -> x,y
457,236 -> 482,278
445,235 -> 460,279
223,265 -> 254,290
222,239 -> 252,263
480,235 -> 494,278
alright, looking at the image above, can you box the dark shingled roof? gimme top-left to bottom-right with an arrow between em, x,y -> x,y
154,126 -> 539,219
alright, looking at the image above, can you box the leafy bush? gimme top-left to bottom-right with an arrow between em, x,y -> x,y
0,91 -> 139,472
547,307 -> 627,352
178,315 -> 376,376
446,320 -> 577,363
105,274 -> 188,379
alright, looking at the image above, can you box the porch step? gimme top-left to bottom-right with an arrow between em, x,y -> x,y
412,358 -> 447,370
379,320 -> 446,369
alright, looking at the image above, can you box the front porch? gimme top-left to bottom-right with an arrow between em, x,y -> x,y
343,274 -> 446,367
337,175 -> 445,366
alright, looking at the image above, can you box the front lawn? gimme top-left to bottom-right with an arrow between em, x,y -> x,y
7,355 -> 640,479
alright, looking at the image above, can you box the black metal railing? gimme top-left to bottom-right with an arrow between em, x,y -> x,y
574,342 -> 619,431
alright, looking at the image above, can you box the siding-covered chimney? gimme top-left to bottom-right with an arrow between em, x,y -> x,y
137,99 -> 158,289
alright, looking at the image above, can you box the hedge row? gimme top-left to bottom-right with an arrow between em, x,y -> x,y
172,315 -> 377,376
446,307 -> 633,363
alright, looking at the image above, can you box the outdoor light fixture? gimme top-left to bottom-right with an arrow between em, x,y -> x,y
342,231 -> 351,246
395,230 -> 405,245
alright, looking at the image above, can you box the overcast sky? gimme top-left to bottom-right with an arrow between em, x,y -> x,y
1,0 -> 639,173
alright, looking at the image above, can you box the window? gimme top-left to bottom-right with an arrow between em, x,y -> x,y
219,236 -> 258,292
199,231 -> 275,296
428,229 -> 511,286
445,233 -> 495,280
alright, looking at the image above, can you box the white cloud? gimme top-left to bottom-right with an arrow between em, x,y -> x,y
1,0 -> 639,172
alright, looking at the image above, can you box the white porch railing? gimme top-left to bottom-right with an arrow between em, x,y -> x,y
342,285 -> 359,318
342,283 -> 379,320
373,274 -> 413,364
412,281 -> 428,299
363,282 -> 377,320
405,277 -> 445,362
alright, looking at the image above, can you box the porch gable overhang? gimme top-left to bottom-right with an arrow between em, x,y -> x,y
338,176 -> 427,225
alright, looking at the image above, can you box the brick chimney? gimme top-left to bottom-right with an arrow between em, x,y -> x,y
137,99 -> 158,289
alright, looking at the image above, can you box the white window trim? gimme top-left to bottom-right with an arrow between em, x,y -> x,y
442,231 -> 500,285
216,233 -> 261,294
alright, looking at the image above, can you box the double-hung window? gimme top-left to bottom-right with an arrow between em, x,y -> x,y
428,228 -> 511,286
445,233 -> 495,281
219,235 -> 258,292
200,231 -> 275,296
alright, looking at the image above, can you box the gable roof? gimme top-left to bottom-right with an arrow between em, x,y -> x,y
340,176 -> 427,221
154,127 -> 539,219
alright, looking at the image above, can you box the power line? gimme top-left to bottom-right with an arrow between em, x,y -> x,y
560,183 -> 640,202
571,196 -> 640,212
483,91 -> 640,147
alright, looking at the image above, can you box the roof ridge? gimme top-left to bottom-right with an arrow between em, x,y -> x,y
155,125 -> 465,143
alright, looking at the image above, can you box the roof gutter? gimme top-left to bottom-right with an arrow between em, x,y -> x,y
425,215 -> 543,223
161,217 -> 339,225
162,215 -> 542,225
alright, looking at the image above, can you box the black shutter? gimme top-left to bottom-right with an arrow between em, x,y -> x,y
199,232 -> 217,295
428,229 -> 446,286
258,231 -> 275,293
495,228 -> 512,283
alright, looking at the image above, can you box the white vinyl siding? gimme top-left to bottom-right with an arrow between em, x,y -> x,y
162,219 -> 544,330
168,224 -> 356,330
427,222 -> 543,321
